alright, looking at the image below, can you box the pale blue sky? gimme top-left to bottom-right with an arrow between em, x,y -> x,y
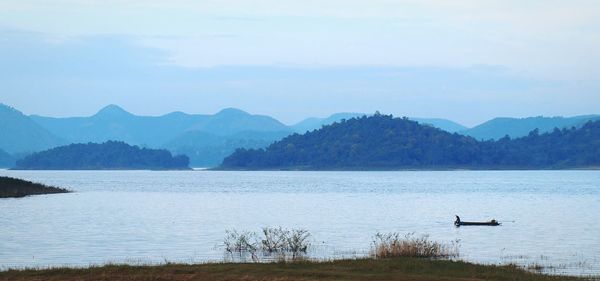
1,0 -> 599,126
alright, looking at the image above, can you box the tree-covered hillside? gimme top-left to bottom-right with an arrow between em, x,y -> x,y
14,141 -> 189,170
479,123 -> 600,168
221,114 -> 600,170
291,113 -> 468,134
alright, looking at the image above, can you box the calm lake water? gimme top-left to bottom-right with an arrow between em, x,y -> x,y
1,170 -> 599,276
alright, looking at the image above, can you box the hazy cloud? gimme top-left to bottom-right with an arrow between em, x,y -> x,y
0,1 -> 598,125
1,1 -> 599,79
2,30 -> 596,126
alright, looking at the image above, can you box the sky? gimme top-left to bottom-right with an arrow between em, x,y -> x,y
0,0 -> 599,126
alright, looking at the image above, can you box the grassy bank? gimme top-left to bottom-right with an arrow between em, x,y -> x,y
0,257 -> 590,281
0,176 -> 70,198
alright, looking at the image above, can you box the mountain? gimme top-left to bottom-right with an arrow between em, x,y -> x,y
8,103 -> 597,167
14,141 -> 189,170
192,108 -> 292,136
0,103 -> 65,154
27,105 -> 293,167
292,113 -> 365,133
0,149 -> 15,168
163,130 -> 290,167
292,112 -> 467,134
30,105 -> 292,146
220,114 -> 600,170
460,115 -> 600,140
410,118 -> 468,133
29,104 -> 205,147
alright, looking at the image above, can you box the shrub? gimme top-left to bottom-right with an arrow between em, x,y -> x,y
371,232 -> 458,258
223,227 -> 311,262
223,230 -> 259,261
286,229 -> 311,259
261,227 -> 288,254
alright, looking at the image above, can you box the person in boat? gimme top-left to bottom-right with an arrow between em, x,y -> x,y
455,215 -> 461,225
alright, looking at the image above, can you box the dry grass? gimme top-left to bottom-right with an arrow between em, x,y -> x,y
371,232 -> 459,258
1,231 -> 593,280
0,257 -> 588,281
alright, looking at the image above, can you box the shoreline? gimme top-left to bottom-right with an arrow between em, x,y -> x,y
3,167 -> 600,172
0,257 -> 591,281
0,176 -> 70,198
211,167 -> 600,171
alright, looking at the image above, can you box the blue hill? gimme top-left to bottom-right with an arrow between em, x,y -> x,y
0,103 -> 65,154
30,105 -> 291,147
461,115 -> 600,140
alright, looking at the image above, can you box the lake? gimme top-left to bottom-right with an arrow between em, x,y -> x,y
1,170 -> 599,276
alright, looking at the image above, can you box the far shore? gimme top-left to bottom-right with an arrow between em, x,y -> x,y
210,166 -> 600,171
2,167 -> 600,172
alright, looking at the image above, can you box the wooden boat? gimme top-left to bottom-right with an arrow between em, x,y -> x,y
454,220 -> 500,227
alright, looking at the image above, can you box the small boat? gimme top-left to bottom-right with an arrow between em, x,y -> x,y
455,220 -> 500,226
454,215 -> 500,226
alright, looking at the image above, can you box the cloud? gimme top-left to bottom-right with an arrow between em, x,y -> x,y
1,1 -> 599,79
3,29 -> 596,127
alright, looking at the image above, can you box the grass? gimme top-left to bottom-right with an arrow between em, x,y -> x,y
0,257 -> 592,281
0,176 -> 70,198
371,232 -> 458,258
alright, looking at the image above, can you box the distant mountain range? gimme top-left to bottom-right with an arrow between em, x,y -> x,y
0,104 -> 66,155
459,115 -> 600,140
412,118 -> 468,133
163,130 -> 291,167
221,114 -> 600,170
27,105 -> 292,166
0,103 -> 598,167
291,113 -> 365,133
30,105 -> 291,147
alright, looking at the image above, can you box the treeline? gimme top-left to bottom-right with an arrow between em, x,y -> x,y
15,141 -> 190,170
221,114 -> 600,170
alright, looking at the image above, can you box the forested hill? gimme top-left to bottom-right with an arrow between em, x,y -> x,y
220,114 -> 600,170
14,141 -> 190,170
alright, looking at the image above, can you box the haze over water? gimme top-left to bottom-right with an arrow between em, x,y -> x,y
1,170 -> 599,276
